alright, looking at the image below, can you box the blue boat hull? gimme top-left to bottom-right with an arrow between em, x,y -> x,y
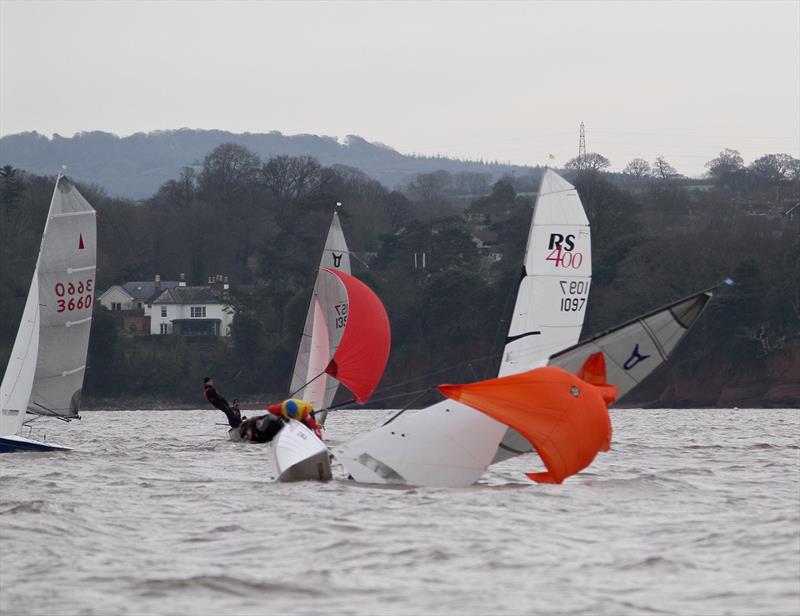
0,435 -> 71,453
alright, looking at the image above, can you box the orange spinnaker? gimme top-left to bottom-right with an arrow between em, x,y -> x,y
439,356 -> 617,484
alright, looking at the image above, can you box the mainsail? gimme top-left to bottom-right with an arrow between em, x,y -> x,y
548,288 -> 714,399
289,212 -> 351,420
335,169 -> 591,487
499,170 -> 591,375
0,175 -> 96,431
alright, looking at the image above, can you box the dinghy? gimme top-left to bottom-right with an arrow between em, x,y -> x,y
335,169 -> 592,486
269,419 -> 332,482
234,214 -> 391,481
0,174 -> 97,453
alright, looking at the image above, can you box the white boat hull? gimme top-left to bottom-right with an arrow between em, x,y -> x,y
270,420 -> 331,482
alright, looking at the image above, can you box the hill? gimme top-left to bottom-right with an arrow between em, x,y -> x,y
0,129 -> 534,198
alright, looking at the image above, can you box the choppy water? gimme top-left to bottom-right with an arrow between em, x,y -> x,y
1,408 -> 798,616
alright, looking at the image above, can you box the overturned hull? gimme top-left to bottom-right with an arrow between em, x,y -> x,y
270,420 -> 332,482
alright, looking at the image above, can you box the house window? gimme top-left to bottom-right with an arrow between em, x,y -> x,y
161,306 -> 167,318
111,302 -> 121,311
191,306 -> 206,318
160,323 -> 169,334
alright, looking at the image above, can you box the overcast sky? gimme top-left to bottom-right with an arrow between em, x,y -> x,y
1,1 -> 798,176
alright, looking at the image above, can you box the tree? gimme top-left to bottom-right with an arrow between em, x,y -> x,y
261,155 -> 322,203
565,153 -> 610,172
0,165 -> 23,208
198,143 -> 261,203
705,148 -> 744,181
623,158 -> 651,181
750,154 -> 795,183
652,156 -> 680,181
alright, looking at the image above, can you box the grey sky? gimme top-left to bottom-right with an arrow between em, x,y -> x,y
1,0 -> 798,176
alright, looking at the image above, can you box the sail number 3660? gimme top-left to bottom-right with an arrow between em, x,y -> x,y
55,279 -> 93,313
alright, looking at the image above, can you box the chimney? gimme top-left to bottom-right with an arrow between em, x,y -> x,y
154,274 -> 161,294
179,272 -> 186,287
223,275 -> 229,291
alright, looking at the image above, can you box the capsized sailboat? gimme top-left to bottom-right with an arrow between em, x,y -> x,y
439,354 -> 617,484
244,266 -> 392,482
0,174 -> 97,453
334,169 -> 592,487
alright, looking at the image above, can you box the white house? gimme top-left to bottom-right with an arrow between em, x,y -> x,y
151,285 -> 234,337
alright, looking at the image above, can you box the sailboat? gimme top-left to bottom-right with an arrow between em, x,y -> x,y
334,169 -> 593,486
0,174 -> 97,453
269,266 -> 391,481
237,212 -> 392,481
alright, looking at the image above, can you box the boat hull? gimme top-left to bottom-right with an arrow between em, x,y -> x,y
0,434 -> 71,453
270,420 -> 332,482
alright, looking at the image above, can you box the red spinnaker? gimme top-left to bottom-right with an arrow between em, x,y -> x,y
438,356 -> 616,484
323,268 -> 391,404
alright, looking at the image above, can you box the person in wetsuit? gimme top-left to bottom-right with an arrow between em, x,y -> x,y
238,413 -> 284,443
203,377 -> 242,428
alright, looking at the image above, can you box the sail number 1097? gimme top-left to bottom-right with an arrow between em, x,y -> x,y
55,279 -> 93,313
558,279 -> 589,312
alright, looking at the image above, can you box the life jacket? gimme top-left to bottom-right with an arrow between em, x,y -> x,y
280,398 -> 314,422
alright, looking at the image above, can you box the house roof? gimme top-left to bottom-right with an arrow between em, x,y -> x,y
122,280 -> 180,302
98,285 -> 135,301
152,286 -> 227,305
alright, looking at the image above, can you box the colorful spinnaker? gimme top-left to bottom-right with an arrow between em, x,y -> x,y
438,356 -> 616,484
321,268 -> 390,405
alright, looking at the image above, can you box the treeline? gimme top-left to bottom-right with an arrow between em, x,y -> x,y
0,143 -> 797,407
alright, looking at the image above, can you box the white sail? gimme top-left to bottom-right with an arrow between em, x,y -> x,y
289,212 -> 350,420
548,289 -> 713,398
1,174 -> 96,437
335,169 -> 591,487
0,276 -> 40,436
499,170 -> 591,375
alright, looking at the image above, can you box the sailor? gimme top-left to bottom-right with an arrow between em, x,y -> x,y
202,377 -> 242,429
267,398 -> 323,439
238,413 -> 284,443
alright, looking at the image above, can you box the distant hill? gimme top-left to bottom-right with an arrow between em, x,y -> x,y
0,129 -> 536,198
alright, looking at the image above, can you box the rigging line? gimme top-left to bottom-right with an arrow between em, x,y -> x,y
380,386 -> 437,427
317,385 -> 436,417
361,351 -> 506,397
287,370 -> 326,399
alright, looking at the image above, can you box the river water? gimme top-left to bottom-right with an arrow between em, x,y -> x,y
0,408 -> 798,616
